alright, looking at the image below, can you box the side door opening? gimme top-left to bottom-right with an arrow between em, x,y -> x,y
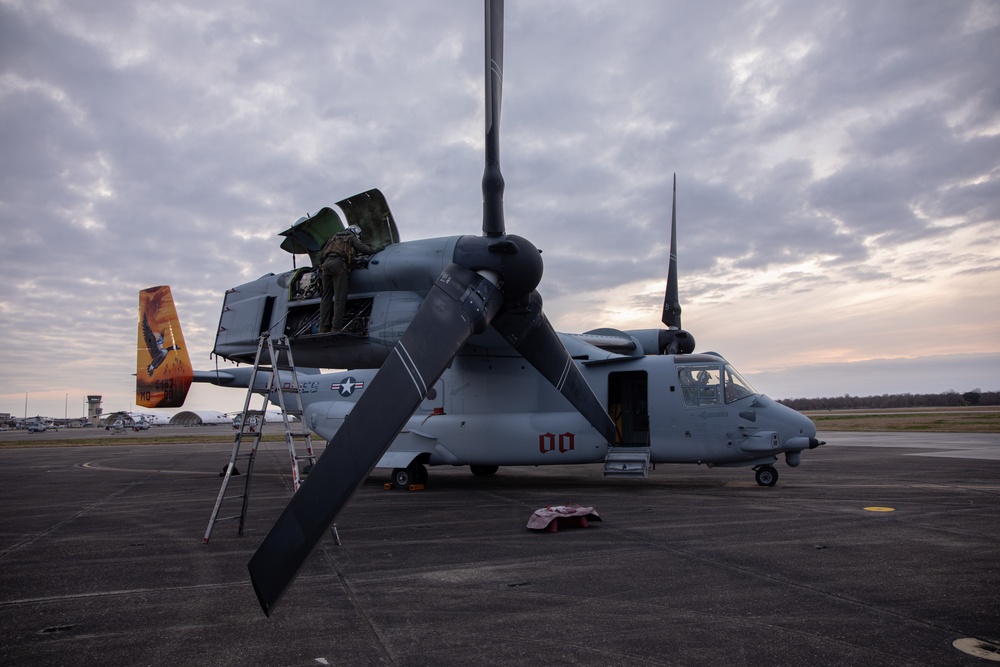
608,371 -> 649,446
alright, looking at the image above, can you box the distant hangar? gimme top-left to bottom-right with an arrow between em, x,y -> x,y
170,411 -> 232,426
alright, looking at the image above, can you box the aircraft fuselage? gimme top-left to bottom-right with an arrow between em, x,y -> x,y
246,351 -> 819,479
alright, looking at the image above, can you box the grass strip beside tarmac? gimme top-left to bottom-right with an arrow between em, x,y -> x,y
806,409 -> 1000,433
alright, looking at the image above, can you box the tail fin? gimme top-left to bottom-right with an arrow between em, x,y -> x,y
136,286 -> 194,408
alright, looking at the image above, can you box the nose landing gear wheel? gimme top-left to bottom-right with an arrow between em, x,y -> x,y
754,465 -> 778,487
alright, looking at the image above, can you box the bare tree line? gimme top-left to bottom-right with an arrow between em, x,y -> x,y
777,390 -> 999,411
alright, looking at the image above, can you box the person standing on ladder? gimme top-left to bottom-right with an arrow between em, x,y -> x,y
318,225 -> 380,334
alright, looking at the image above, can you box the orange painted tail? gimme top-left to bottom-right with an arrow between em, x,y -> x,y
136,286 -> 194,408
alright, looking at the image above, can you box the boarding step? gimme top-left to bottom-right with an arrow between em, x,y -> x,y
603,447 -> 651,478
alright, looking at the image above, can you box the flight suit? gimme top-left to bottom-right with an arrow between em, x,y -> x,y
319,232 -> 379,332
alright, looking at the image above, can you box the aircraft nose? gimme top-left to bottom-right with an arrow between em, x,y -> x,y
799,414 -> 818,440
783,402 -> 817,437
777,408 -> 823,467
774,402 -> 824,448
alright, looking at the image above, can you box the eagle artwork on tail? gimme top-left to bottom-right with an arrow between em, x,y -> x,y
142,312 -> 182,376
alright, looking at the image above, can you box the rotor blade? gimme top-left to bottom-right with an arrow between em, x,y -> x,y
248,264 -> 501,616
492,291 -> 619,444
662,173 -> 682,329
482,0 -> 505,237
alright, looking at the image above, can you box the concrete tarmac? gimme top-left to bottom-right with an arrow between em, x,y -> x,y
1,431 -> 998,666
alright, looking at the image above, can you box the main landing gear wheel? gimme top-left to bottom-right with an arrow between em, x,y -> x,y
754,465 -> 778,487
470,465 -> 499,477
391,463 -> 427,489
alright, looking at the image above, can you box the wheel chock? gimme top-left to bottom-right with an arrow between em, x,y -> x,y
383,482 -> 425,491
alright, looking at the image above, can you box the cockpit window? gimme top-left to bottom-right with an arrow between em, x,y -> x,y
677,364 -> 722,407
724,365 -> 757,403
678,363 -> 758,407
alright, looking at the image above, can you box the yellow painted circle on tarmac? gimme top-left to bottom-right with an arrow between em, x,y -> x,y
953,637 -> 1000,661
863,506 -> 895,512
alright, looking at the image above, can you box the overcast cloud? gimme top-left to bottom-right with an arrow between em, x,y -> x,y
1,0 -> 998,418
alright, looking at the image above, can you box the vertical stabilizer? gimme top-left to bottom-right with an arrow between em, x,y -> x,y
136,286 -> 194,408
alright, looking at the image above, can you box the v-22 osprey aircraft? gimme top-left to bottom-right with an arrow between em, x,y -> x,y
136,0 -> 823,616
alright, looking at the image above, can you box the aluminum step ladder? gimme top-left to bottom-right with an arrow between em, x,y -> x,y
203,333 -> 317,543
266,334 -> 318,493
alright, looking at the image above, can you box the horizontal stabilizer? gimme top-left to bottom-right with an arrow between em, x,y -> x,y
192,368 -> 259,387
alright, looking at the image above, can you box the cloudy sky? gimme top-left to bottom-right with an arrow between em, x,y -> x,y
2,0 -> 998,419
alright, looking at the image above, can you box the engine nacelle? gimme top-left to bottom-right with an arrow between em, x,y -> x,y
625,328 -> 696,355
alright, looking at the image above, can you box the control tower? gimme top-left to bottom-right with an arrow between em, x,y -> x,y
87,395 -> 103,425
